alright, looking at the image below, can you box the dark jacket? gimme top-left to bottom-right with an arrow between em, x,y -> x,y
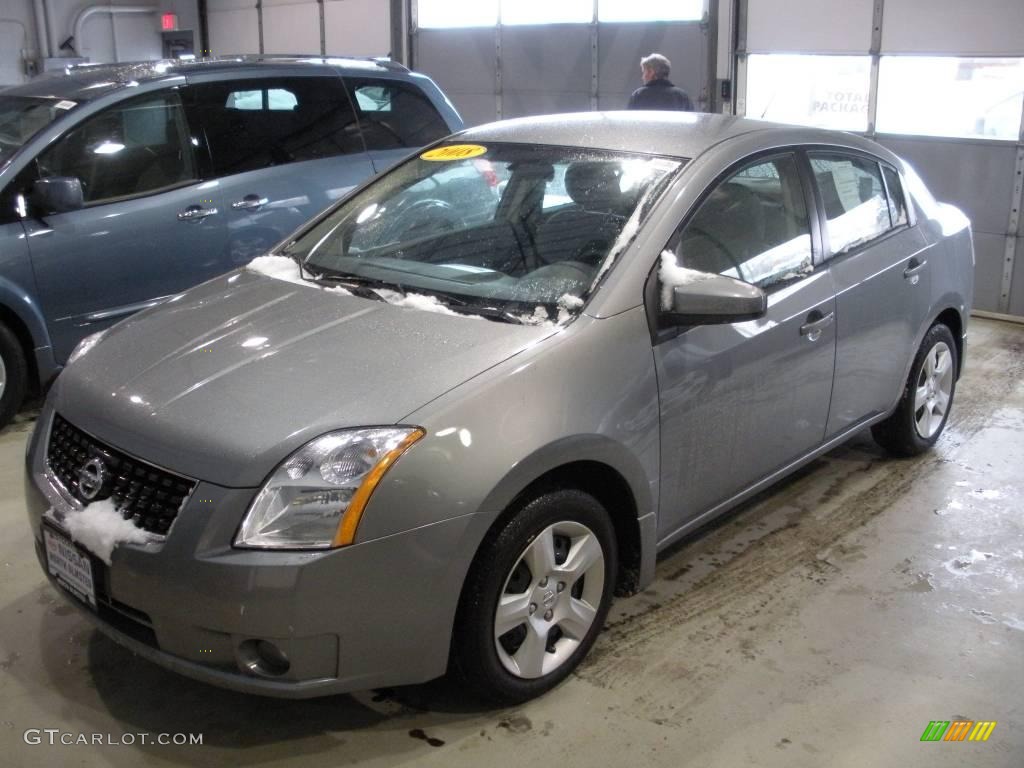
627,78 -> 693,111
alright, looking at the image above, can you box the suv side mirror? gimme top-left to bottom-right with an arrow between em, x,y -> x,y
31,177 -> 84,215
663,272 -> 767,326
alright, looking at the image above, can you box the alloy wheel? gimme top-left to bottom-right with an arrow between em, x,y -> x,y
914,340 -> 953,439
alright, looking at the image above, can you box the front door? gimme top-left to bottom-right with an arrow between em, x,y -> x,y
654,153 -> 838,538
20,88 -> 228,362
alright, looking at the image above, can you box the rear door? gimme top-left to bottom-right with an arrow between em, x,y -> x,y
808,152 -> 931,438
654,152 -> 837,537
19,87 -> 228,362
182,72 -> 375,265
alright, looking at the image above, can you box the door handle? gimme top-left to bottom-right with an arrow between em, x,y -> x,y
231,195 -> 269,210
800,310 -> 835,341
903,257 -> 927,283
177,205 -> 218,221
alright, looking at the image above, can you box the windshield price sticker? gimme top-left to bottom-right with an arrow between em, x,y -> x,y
421,144 -> 488,161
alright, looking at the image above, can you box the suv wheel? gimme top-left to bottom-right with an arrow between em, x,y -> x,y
452,489 -> 617,703
0,322 -> 28,430
872,323 -> 957,456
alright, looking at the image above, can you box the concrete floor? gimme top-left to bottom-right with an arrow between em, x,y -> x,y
0,317 -> 1021,768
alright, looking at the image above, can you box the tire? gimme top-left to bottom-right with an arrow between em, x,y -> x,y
872,323 -> 958,457
452,489 -> 617,704
0,322 -> 28,431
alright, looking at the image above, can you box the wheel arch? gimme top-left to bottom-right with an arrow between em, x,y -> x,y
0,279 -> 53,393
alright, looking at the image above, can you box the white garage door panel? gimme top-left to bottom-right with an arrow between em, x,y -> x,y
882,0 -> 1024,55
0,24 -> 25,85
209,3 -> 259,55
598,23 -> 705,107
876,136 -> 1017,236
325,0 -> 390,57
444,93 -> 497,127
503,90 -> 591,120
746,0 -> 873,53
502,26 -> 592,93
113,14 -> 161,61
970,232 -> 1011,312
1011,239 -> 1024,316
262,2 -> 321,54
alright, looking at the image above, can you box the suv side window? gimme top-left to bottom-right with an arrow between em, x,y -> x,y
34,90 -> 195,205
186,76 -> 362,177
347,78 -> 450,150
809,153 -> 892,255
667,154 -> 814,289
882,165 -> 909,228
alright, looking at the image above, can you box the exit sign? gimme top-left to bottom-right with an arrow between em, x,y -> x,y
161,13 -> 178,31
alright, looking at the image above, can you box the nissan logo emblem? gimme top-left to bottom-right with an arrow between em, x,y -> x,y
77,457 -> 109,501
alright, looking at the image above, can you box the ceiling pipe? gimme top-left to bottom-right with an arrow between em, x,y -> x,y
72,5 -> 158,61
31,0 -> 50,58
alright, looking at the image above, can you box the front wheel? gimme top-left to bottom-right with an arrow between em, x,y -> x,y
452,489 -> 617,703
872,323 -> 957,456
0,322 -> 28,430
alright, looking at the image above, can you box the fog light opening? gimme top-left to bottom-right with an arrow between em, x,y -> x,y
238,639 -> 291,677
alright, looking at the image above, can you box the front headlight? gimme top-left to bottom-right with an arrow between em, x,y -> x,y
234,427 -> 424,550
67,329 -> 108,366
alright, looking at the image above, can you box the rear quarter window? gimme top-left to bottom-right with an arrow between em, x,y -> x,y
346,78 -> 450,150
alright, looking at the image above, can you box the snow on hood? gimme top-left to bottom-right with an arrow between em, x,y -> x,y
658,250 -> 715,310
374,288 -> 477,318
247,255 -> 352,296
50,500 -> 156,565
514,293 -> 586,328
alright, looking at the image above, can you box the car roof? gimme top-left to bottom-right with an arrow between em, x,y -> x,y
1,55 -> 411,103
457,111 -> 898,163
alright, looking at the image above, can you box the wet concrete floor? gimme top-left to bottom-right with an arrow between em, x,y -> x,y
0,317 -> 1020,767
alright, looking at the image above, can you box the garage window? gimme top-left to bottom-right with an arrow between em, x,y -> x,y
876,56 -> 1024,141
34,90 -> 196,204
417,0 -> 703,27
809,154 -> 892,255
598,0 -> 703,23
746,54 -> 872,132
417,0 -> 498,28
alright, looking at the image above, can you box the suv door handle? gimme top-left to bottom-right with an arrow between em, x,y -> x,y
231,195 -> 269,210
177,205 -> 218,221
903,257 -> 927,283
800,310 -> 835,341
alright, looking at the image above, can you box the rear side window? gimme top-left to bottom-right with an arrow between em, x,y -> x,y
34,90 -> 196,204
347,78 -> 450,150
882,165 -> 908,228
185,76 -> 363,177
809,153 -> 891,254
669,154 -> 814,289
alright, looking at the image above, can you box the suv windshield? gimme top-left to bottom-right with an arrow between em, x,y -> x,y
284,141 -> 682,321
0,96 -> 73,163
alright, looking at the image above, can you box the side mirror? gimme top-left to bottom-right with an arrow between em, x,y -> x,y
31,177 -> 84,215
663,272 -> 767,326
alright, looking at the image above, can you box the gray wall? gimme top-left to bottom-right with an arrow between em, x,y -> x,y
413,20 -> 708,126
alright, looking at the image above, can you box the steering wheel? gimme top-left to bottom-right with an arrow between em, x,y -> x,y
384,198 -> 464,244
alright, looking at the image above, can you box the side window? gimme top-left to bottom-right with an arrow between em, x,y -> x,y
669,154 -> 814,289
347,79 -> 450,150
882,165 -> 908,228
809,153 -> 892,254
35,90 -> 195,205
186,76 -> 362,177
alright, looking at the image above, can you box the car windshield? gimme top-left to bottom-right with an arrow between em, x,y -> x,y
284,141 -> 682,321
0,96 -> 73,163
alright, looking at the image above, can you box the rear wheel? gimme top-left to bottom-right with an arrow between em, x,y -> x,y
0,322 -> 28,430
872,323 -> 957,456
452,489 -> 617,703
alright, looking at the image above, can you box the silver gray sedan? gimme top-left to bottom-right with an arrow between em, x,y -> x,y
24,112 -> 973,703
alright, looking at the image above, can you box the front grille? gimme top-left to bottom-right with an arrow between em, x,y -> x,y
47,415 -> 195,537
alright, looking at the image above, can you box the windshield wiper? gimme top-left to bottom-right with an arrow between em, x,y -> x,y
306,268 -> 408,301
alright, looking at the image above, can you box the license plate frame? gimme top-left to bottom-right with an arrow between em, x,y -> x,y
43,523 -> 96,609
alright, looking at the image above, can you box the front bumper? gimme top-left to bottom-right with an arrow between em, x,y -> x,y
24,411 -> 478,698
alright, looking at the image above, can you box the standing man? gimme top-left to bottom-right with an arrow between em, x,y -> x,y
627,53 -> 693,111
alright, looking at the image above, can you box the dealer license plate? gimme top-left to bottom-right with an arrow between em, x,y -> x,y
43,526 -> 96,608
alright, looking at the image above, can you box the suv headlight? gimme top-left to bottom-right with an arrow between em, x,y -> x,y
235,427 -> 424,550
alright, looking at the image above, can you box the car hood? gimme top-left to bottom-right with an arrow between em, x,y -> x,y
51,270 -> 554,487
